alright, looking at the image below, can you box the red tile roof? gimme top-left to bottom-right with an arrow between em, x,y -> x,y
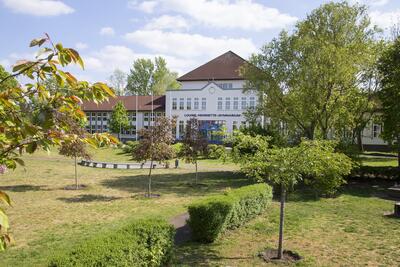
177,51 -> 247,82
82,95 -> 165,111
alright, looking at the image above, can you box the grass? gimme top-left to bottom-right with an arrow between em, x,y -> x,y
359,151 -> 398,167
0,148 -> 399,266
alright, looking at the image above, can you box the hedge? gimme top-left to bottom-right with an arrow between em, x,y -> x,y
187,183 -> 272,243
48,218 -> 175,267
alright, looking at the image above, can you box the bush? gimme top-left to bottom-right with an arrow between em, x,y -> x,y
172,142 -> 184,157
227,132 -> 270,163
188,183 -> 272,243
48,218 -> 175,267
122,140 -> 139,154
206,144 -> 226,159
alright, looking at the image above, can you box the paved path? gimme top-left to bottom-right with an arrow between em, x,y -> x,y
170,213 -> 191,245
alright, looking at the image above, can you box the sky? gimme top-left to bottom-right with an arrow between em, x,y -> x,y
1,0 -> 400,83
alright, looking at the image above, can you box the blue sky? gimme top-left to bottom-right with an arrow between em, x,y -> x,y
1,0 -> 399,83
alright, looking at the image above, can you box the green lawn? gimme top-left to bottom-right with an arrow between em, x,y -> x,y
0,148 -> 399,266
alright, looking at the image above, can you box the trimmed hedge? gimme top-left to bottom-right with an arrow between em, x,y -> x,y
48,218 -> 175,267
188,183 -> 272,243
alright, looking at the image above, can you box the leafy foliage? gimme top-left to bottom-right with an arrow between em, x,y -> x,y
206,144 -> 226,160
0,34 -> 118,251
227,132 -> 270,164
122,140 -> 139,154
108,101 -> 130,140
188,183 -> 273,243
48,218 -> 175,267
133,116 -> 176,196
108,69 -> 127,96
126,57 -> 180,96
378,37 -> 400,167
241,2 -> 380,140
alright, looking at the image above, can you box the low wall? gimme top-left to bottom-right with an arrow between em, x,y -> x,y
79,160 -> 166,169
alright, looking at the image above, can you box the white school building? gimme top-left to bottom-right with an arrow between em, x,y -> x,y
166,51 -> 258,142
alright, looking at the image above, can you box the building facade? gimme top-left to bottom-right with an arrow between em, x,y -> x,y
166,51 -> 258,141
82,95 -> 165,142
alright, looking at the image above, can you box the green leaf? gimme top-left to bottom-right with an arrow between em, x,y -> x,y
0,209 -> 9,229
12,60 -> 33,73
0,191 -> 11,206
26,142 -> 38,154
14,158 -> 25,167
30,37 -> 47,47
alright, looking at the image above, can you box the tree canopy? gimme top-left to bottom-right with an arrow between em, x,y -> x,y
242,2 -> 380,141
108,101 -> 130,140
378,36 -> 400,167
109,69 -> 127,96
126,57 -> 180,96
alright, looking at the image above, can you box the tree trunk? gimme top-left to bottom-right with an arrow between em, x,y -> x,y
195,160 -> 198,184
148,159 -> 153,197
277,185 -> 286,259
74,156 -> 78,190
357,130 -> 364,152
397,136 -> 400,170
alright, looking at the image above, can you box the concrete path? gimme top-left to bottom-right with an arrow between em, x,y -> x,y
170,213 -> 191,245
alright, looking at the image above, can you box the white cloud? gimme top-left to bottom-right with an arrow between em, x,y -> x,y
0,59 -> 11,68
133,0 -> 297,31
124,30 -> 257,59
75,42 -> 88,50
144,15 -> 190,31
348,0 -> 390,7
128,0 -> 157,13
370,9 -> 400,29
99,27 -> 115,36
2,0 -> 74,16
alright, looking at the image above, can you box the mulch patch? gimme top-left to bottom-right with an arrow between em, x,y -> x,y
259,249 -> 302,263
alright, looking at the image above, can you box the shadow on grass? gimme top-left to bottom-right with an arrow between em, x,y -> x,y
175,242 -> 254,266
0,184 -> 49,192
57,194 -> 122,203
102,171 -> 250,197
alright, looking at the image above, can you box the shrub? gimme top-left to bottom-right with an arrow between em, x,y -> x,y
227,132 -> 270,163
188,183 -> 272,243
172,142 -> 184,157
206,144 -> 226,159
122,140 -> 139,154
48,218 -> 175,267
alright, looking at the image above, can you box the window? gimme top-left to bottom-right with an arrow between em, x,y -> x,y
187,98 -> 192,110
241,97 -> 247,109
217,97 -> 223,110
103,112 -> 107,121
249,96 -> 256,108
233,121 -> 238,131
179,98 -> 185,110
172,98 -> 177,110
225,97 -> 231,110
217,83 -> 233,89
144,112 -> 149,121
194,98 -> 199,110
373,124 -> 381,138
233,97 -> 239,110
131,112 -> 136,121
201,98 -> 206,110
179,121 -> 184,138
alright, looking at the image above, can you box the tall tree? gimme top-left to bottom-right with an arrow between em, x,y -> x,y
108,101 -> 130,141
109,69 -> 127,96
242,2 -> 379,141
180,118 -> 208,184
0,34 -> 117,250
126,57 -> 180,96
133,117 -> 175,197
378,37 -> 400,167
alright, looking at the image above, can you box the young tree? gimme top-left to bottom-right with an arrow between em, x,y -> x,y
181,118 -> 208,184
126,57 -> 180,96
378,37 -> 400,167
241,2 -> 379,140
109,69 -> 126,96
242,140 -> 352,259
0,35 -> 117,250
108,101 -> 130,141
133,116 -> 175,197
